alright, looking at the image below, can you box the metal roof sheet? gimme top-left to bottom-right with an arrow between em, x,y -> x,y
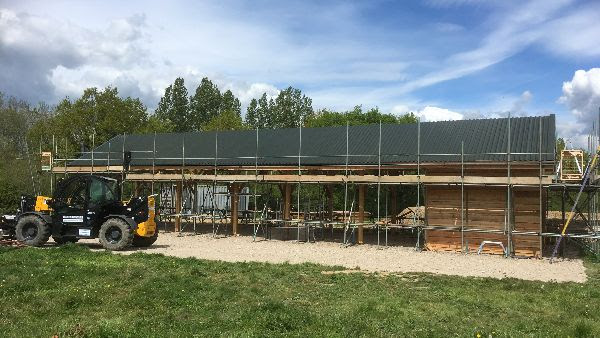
72,114 -> 556,167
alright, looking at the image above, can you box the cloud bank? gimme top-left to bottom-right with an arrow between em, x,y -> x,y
558,68 -> 600,147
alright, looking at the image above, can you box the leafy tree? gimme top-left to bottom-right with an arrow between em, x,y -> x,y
142,115 -> 175,134
0,93 -> 51,213
220,89 -> 241,117
271,87 -> 313,128
27,87 -> 150,158
245,87 -> 314,129
245,93 -> 275,129
203,110 -> 246,132
245,98 -> 259,128
305,105 -> 417,128
257,93 -> 274,128
189,77 -> 221,130
155,77 -> 190,132
556,138 -> 565,163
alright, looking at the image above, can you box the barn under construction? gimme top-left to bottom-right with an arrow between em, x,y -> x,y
47,114 -> 600,258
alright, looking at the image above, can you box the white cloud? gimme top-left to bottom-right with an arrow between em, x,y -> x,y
417,106 -> 464,121
511,90 -> 533,112
0,8 -> 151,103
556,119 -> 588,149
559,69 -> 600,119
540,7 -> 600,58
2,0 -> 599,122
558,68 -> 600,148
390,104 -> 412,115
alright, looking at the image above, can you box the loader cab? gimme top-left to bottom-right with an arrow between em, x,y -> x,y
51,175 -> 122,237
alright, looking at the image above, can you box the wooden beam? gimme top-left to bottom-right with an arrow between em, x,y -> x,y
230,184 -> 239,235
326,184 -> 334,221
390,186 -> 398,224
52,165 -> 123,173
52,161 -> 553,173
175,181 -> 182,232
125,173 -> 553,185
283,184 -> 292,220
358,185 -> 365,244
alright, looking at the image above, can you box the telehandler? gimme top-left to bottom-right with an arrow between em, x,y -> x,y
2,175 -> 158,250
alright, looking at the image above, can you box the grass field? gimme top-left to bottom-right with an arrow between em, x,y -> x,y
0,245 -> 599,337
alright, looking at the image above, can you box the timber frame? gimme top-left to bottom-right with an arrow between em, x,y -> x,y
44,114 -> 600,258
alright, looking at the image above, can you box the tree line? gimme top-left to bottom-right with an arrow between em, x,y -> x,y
0,77 -> 417,213
23,77 -> 417,154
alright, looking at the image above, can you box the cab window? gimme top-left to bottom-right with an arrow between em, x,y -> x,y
89,177 -> 118,207
55,178 -> 88,209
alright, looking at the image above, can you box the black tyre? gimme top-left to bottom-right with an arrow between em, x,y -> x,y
53,236 -> 79,245
99,218 -> 134,251
132,228 -> 159,247
15,215 -> 51,246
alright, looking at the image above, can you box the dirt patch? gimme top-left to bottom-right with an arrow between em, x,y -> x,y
82,232 -> 587,283
0,239 -> 26,248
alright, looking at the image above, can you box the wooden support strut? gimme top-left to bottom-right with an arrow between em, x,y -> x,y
230,183 -> 240,235
125,173 -> 553,185
283,183 -> 293,220
390,186 -> 398,224
175,181 -> 182,232
326,184 -> 334,222
358,185 -> 366,244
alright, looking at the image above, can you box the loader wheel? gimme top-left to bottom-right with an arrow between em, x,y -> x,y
99,218 -> 133,251
53,236 -> 79,245
15,215 -> 51,247
132,229 -> 159,247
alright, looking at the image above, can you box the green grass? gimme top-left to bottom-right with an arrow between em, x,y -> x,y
1,245 -> 599,337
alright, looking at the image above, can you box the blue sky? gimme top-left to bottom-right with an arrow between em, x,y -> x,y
1,0 -> 599,146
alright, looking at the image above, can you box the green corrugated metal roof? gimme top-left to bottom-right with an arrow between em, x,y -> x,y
72,114 -> 556,167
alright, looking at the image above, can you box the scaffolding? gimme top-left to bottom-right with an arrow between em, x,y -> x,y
42,114 -> 600,258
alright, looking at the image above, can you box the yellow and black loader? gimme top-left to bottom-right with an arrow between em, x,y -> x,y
1,175 -> 158,250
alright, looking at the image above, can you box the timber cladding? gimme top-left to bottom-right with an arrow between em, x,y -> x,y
425,186 -> 542,257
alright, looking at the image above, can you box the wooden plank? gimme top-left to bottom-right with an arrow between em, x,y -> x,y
175,181 -> 182,232
53,162 -> 554,174
125,173 -> 552,185
358,185 -> 365,244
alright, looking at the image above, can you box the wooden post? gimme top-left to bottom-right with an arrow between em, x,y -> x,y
175,181 -> 182,232
230,183 -> 239,235
390,186 -> 398,224
283,183 -> 292,220
326,184 -> 334,221
358,184 -> 365,244
133,181 -> 140,197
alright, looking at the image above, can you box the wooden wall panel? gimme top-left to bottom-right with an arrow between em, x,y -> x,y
424,185 -> 542,257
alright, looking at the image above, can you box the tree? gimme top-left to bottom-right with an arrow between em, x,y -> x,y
203,110 -> 246,132
28,87 -> 150,157
305,105 -> 417,128
556,138 -> 565,163
271,87 -> 313,128
245,93 -> 274,129
257,93 -> 274,128
189,77 -> 221,130
245,87 -> 314,129
0,92 -> 51,213
245,98 -> 259,128
155,77 -> 190,132
142,115 -> 175,134
220,89 -> 241,117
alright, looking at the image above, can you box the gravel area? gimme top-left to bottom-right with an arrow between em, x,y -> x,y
87,232 -> 587,283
